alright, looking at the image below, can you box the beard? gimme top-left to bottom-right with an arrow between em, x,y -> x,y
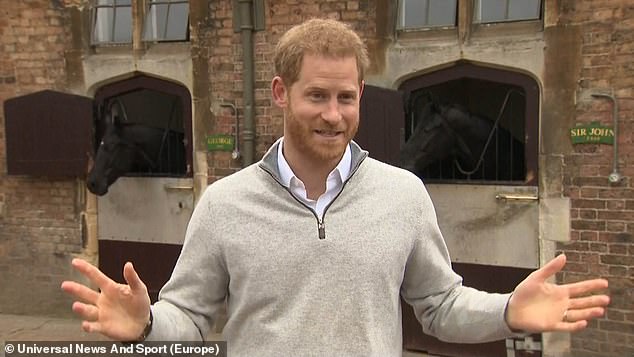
284,108 -> 359,164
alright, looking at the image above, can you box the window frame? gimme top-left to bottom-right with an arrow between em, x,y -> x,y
396,0 -> 458,31
91,0 -> 133,45
395,0 -> 544,39
142,0 -> 190,43
473,0 -> 542,24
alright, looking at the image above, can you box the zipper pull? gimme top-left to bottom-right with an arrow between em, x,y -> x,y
318,220 -> 325,240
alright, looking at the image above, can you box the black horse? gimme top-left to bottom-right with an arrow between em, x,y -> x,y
87,104 -> 186,196
400,96 -> 525,182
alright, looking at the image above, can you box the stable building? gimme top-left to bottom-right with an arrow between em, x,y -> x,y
0,1 -> 632,356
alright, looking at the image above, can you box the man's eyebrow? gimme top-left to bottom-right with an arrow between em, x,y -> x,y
302,86 -> 359,97
304,86 -> 326,92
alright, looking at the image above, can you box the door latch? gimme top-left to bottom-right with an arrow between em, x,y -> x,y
495,193 -> 538,201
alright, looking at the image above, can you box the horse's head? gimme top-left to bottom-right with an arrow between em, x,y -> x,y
399,100 -> 459,174
87,101 -> 139,195
87,121 -> 138,196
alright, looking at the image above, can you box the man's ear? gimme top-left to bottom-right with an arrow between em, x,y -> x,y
271,76 -> 288,108
359,80 -> 365,100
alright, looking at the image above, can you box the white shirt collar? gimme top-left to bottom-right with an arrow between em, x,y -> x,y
277,138 -> 352,189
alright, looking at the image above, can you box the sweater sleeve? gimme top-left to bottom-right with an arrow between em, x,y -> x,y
146,186 -> 229,341
400,182 -> 516,343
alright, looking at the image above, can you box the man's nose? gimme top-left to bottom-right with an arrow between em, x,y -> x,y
321,99 -> 343,123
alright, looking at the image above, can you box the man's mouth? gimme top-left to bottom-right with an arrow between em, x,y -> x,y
315,129 -> 342,137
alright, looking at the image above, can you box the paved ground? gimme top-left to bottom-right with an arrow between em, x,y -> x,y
0,313 -> 433,357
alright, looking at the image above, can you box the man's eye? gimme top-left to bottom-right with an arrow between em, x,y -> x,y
339,94 -> 355,103
309,92 -> 326,101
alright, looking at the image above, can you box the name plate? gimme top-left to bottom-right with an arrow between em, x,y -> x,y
570,122 -> 614,144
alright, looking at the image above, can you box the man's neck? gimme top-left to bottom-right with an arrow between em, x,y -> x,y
284,152 -> 340,200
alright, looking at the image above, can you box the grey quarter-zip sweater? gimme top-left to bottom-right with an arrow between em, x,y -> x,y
148,140 -> 516,356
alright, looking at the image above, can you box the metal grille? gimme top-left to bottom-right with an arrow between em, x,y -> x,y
402,85 -> 527,183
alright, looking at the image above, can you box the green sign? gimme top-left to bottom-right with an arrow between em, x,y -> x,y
207,134 -> 234,152
570,122 -> 614,145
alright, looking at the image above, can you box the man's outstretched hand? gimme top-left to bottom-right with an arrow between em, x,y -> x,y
61,258 -> 151,341
506,254 -> 610,333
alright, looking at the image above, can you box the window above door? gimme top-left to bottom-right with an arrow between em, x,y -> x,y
397,0 -> 458,30
142,0 -> 190,42
91,0 -> 189,45
396,0 -> 542,37
473,0 -> 541,24
92,0 -> 133,44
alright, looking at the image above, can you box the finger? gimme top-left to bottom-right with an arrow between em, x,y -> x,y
563,307 -> 606,324
81,320 -> 103,334
71,258 -> 114,290
566,279 -> 609,296
71,301 -> 100,321
123,262 -> 146,293
61,281 -> 100,304
530,254 -> 566,281
554,319 -> 588,332
569,294 -> 611,310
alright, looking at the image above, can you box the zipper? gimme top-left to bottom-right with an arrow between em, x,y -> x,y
318,219 -> 325,239
259,172 -> 324,239
259,150 -> 367,240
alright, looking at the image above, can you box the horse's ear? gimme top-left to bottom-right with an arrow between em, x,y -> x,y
111,104 -> 120,126
102,101 -> 116,127
425,92 -> 441,112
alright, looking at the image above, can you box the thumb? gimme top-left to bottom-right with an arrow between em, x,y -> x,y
123,262 -> 146,293
531,254 -> 566,282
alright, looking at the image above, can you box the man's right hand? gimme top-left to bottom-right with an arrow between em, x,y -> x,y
61,258 -> 152,341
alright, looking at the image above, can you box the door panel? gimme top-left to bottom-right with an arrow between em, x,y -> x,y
426,184 -> 539,269
98,177 -> 194,244
357,84 -> 404,165
403,263 -> 537,357
99,240 -> 182,302
4,90 -> 93,176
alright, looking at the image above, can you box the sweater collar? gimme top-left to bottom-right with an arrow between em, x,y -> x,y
259,138 -> 368,185
276,138 -> 351,188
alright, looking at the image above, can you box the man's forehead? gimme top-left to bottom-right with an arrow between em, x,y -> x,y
296,55 -> 360,83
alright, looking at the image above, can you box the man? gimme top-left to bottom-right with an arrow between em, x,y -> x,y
62,18 -> 609,356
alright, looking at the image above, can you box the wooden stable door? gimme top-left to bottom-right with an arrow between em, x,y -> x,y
94,75 -> 194,302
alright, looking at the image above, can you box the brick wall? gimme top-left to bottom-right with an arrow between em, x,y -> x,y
558,1 -> 634,356
0,0 -> 80,316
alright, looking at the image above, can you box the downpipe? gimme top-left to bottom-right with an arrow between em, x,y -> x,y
591,92 -> 621,183
239,0 -> 256,167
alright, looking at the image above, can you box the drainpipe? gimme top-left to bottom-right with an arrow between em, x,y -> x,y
220,102 -> 241,160
238,0 -> 256,166
591,93 -> 621,183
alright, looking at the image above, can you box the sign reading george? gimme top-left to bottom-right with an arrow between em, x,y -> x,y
570,122 -> 614,145
207,134 -> 234,152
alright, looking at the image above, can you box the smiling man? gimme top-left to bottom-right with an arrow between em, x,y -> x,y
62,18 -> 609,357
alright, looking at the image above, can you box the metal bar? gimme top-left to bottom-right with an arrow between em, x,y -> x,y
163,2 -> 171,39
495,193 -> 538,201
164,184 -> 193,191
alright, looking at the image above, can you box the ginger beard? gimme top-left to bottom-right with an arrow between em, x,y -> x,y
283,96 -> 359,164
